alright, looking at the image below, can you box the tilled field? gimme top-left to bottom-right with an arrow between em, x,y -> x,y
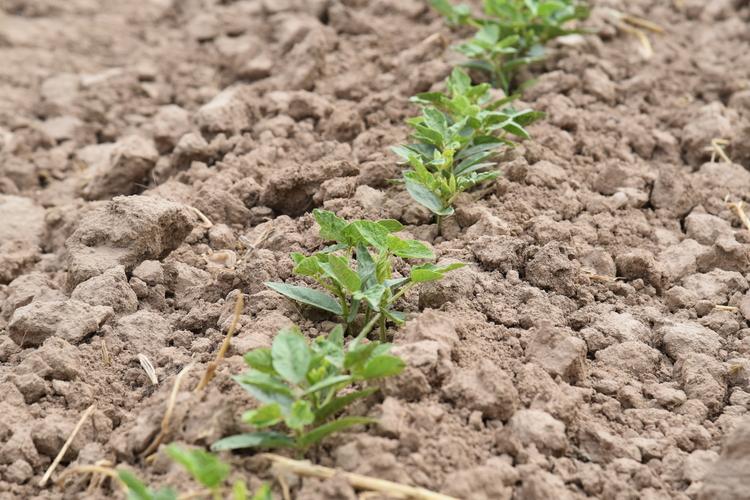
1,0 -> 750,499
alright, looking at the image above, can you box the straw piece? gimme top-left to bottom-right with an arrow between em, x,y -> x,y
262,453 -> 459,500
195,293 -> 244,392
142,363 -> 194,457
40,404 -> 96,487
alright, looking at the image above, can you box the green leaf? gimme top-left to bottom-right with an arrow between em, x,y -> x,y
165,444 -> 229,489
232,480 -> 248,500
315,388 -> 379,423
118,470 -> 170,500
360,355 -> 406,379
243,348 -> 275,374
302,374 -> 353,396
344,342 -> 380,371
265,282 -> 343,315
383,309 -> 407,324
410,92 -> 447,106
234,371 -> 295,408
322,254 -> 361,293
251,484 -> 273,500
314,209 -> 348,243
344,221 -> 392,251
328,324 -> 345,347
375,254 -> 393,283
272,327 -> 311,385
391,144 -> 419,163
403,174 -> 454,217
355,284 -> 386,311
211,432 -> 296,451
298,417 -> 375,448
376,219 -> 404,233
429,0 -> 472,25
476,23 -> 500,44
356,244 -> 376,285
410,268 -> 444,282
410,263 -> 465,282
242,403 -> 283,428
386,236 -> 434,259
292,254 -> 323,277
285,400 -> 316,430
317,325 -> 345,368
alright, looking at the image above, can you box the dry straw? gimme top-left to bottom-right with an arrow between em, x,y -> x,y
263,453 -> 459,500
39,404 -> 96,487
195,292 -> 244,392
142,363 -> 194,458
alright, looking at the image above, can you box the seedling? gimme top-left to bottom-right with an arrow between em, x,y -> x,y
117,444 -> 272,500
211,324 -> 404,455
432,0 -> 589,92
266,209 -> 463,340
430,0 -> 473,25
393,68 -> 541,222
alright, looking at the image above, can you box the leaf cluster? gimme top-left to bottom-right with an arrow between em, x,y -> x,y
211,324 -> 404,453
118,444 -> 271,500
266,209 -> 462,339
393,68 -> 542,218
431,0 -> 590,92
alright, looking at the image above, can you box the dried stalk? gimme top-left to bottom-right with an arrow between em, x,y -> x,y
195,292 -> 244,392
714,305 -> 738,312
40,405 -> 96,487
621,14 -> 664,33
189,206 -> 213,228
706,138 -> 731,163
55,464 -> 121,488
728,200 -> 750,232
142,363 -> 194,457
262,454 -> 458,500
138,354 -> 159,385
606,9 -> 663,59
86,460 -> 114,494
101,339 -> 111,366
583,269 -> 616,282
617,23 -> 653,58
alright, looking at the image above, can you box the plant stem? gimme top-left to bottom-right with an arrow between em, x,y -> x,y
390,282 -> 415,303
436,214 -> 443,235
363,308 -> 371,328
378,315 -> 387,342
354,313 -> 382,343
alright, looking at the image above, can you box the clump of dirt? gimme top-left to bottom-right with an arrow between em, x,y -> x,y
1,0 -> 750,499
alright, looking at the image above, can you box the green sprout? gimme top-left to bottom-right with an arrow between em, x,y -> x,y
431,0 -> 590,92
393,68 -> 542,225
211,324 -> 404,455
117,444 -> 272,500
266,209 -> 463,340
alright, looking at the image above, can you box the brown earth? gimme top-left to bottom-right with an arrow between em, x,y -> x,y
1,0 -> 750,499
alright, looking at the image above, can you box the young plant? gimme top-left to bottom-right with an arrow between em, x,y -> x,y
211,324 -> 404,455
117,444 -> 272,500
393,68 -> 542,221
429,0 -> 473,25
432,0 -> 590,92
266,209 -> 462,340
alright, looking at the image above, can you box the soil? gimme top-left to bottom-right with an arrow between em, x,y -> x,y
1,0 -> 750,499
